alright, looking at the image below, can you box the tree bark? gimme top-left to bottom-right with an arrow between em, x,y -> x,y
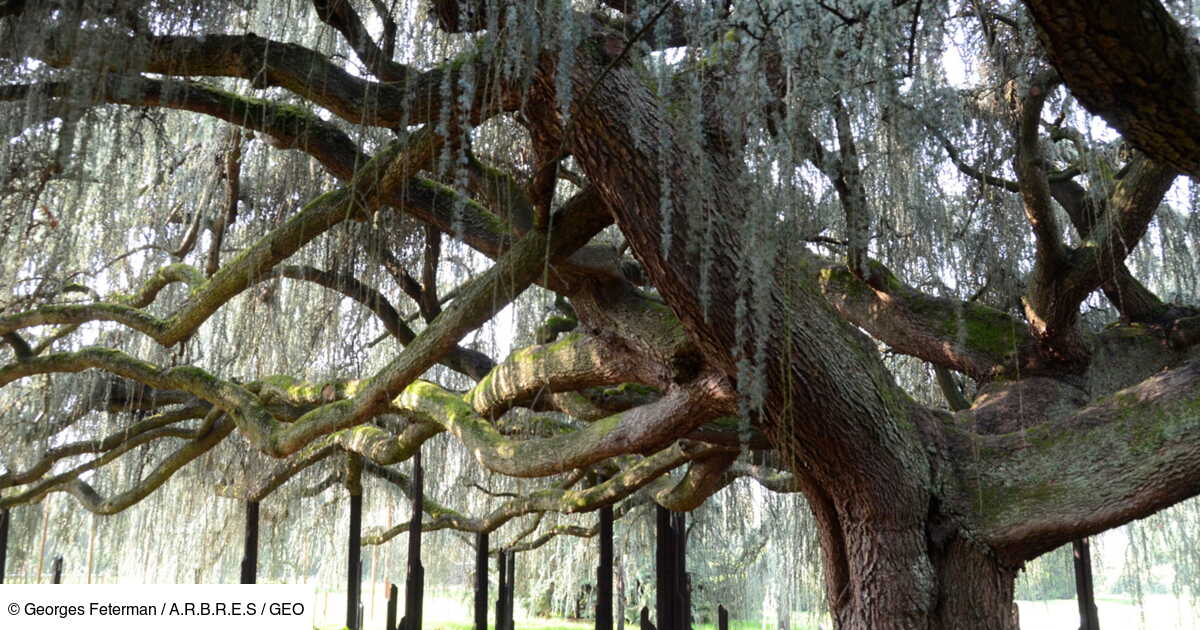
1021,0 -> 1200,177
526,25 -> 939,629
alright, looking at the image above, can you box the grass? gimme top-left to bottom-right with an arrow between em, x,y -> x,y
312,585 -> 1199,630
1015,596 -> 1199,630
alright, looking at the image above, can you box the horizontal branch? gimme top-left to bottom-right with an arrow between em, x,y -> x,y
215,441 -> 339,502
399,373 -> 730,477
266,265 -> 494,380
648,451 -> 737,511
362,439 -> 724,542
0,404 -> 209,490
960,359 -> 1200,563
1,413 -> 233,513
465,333 -> 664,419
503,495 -> 650,553
0,130 -> 437,349
14,26 -> 508,131
817,259 -> 1035,381
0,77 -> 368,180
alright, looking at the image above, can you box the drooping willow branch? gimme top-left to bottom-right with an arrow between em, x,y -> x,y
16,25 -> 506,131
0,78 -> 368,180
0,403 -> 210,490
264,264 -> 493,381
214,440 -> 339,502
0,412 -> 233,513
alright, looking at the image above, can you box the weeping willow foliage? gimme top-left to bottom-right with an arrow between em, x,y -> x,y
2,0 -> 1200,626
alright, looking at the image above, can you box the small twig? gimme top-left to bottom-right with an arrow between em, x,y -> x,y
471,482 -> 519,499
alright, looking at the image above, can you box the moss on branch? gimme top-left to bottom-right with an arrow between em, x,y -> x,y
819,261 -> 1034,381
959,360 -> 1200,562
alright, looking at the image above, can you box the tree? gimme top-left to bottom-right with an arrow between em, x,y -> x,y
2,0 -> 1199,627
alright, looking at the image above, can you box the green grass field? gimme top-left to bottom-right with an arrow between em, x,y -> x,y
312,585 -> 1198,630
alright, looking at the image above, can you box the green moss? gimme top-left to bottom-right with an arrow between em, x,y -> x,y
1107,388 -> 1191,456
165,365 -> 215,383
933,300 -> 1022,360
410,177 -> 510,235
535,314 -> 578,343
509,331 -> 584,363
818,266 -> 873,300
600,382 -> 659,397
975,479 -> 1067,524
261,374 -> 300,388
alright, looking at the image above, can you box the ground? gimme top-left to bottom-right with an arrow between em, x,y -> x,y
307,587 -> 1200,630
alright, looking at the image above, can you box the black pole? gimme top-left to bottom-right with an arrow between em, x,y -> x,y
505,550 -> 516,630
347,493 -> 363,630
387,584 -> 399,630
240,500 -> 259,584
1073,538 -> 1100,630
717,606 -> 728,630
51,555 -> 63,584
672,512 -> 688,630
655,506 -> 675,630
496,551 -> 509,630
640,606 -> 655,630
596,505 -> 614,630
475,532 -> 489,630
404,449 -> 425,630
0,508 -> 9,584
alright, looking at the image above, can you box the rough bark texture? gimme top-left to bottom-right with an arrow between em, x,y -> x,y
1021,0 -> 1200,177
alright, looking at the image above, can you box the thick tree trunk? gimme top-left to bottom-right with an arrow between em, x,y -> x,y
520,15 -> 1030,630
817,518 -> 1018,629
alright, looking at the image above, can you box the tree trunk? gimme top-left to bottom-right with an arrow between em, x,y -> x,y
522,17 -> 1030,630
818,521 -> 1019,629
